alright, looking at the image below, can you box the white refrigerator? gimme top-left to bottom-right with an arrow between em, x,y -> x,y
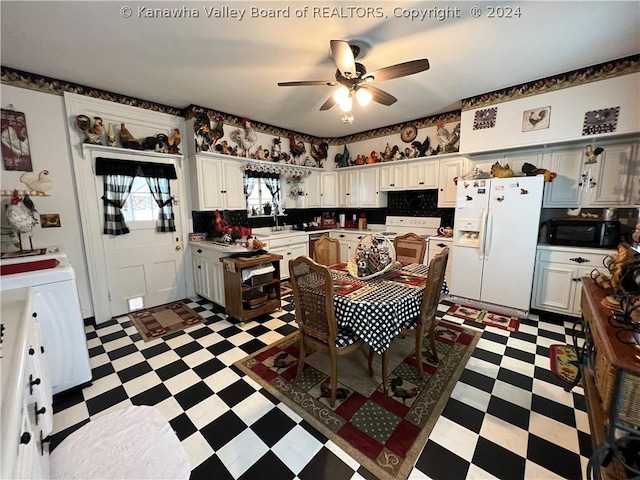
449,175 -> 544,312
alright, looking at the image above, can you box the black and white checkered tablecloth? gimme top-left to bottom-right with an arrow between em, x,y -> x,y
332,263 -> 447,355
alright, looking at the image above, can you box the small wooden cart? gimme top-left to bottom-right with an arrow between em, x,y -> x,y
221,253 -> 283,326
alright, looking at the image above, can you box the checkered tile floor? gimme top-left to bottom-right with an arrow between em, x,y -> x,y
51,294 -> 591,479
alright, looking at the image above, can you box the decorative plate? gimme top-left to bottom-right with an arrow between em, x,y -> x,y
400,124 -> 417,143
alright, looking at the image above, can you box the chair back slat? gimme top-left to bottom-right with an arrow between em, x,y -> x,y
393,233 -> 427,264
313,236 -> 341,266
289,256 -> 337,343
419,247 -> 450,325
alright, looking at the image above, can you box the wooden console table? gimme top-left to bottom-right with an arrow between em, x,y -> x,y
580,277 -> 640,480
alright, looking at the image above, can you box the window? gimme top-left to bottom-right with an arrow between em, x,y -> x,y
244,172 -> 282,216
121,177 -> 160,222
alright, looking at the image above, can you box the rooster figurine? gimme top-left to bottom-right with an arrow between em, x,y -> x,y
230,118 -> 257,157
213,209 -> 230,235
20,170 -> 53,196
5,189 -> 38,250
585,145 -> 604,164
334,145 -> 350,168
436,122 -> 461,153
168,129 -> 181,154
75,115 -> 104,144
310,141 -> 328,167
288,132 -> 306,160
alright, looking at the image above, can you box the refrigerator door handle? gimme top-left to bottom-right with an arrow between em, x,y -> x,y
485,208 -> 494,260
477,208 -> 487,259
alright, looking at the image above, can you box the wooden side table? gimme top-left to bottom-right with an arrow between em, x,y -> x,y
580,277 -> 640,479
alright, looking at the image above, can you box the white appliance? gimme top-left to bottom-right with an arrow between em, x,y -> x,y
1,249 -> 92,394
449,175 -> 544,313
381,216 -> 441,265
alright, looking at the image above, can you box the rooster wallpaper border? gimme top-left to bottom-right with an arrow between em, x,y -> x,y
2,53 -> 638,143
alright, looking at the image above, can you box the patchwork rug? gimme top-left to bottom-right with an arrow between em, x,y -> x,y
446,304 -> 520,332
128,301 -> 205,341
549,344 -> 582,387
235,320 -> 481,480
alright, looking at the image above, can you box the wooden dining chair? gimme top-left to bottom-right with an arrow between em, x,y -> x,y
289,256 -> 368,407
313,236 -> 341,266
386,247 -> 450,383
393,233 -> 427,264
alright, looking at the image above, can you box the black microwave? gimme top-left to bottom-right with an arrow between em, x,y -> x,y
547,218 -> 620,248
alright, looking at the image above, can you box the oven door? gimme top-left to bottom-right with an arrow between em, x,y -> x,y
309,233 -> 327,260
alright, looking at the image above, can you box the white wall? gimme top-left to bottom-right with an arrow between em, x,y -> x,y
460,73 -> 640,153
1,85 -> 93,318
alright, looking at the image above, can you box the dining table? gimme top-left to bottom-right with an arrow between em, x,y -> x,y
328,262 -> 448,355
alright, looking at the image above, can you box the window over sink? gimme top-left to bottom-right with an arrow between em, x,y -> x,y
244,171 -> 284,217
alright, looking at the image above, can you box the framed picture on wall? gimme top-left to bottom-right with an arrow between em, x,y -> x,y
473,107 -> 497,130
582,107 -> 620,135
1,108 -> 33,171
40,213 -> 61,228
522,106 -> 551,131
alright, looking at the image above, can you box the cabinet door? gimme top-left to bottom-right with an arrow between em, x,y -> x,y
438,157 -> 467,208
587,142 -> 636,206
270,246 -> 290,280
320,172 -> 338,207
305,172 -> 321,207
504,152 -> 542,175
532,262 -> 577,313
211,261 -> 225,307
408,160 -> 439,189
290,242 -> 308,263
380,164 -> 406,191
221,160 -> 246,210
197,158 -> 224,210
192,255 -> 212,299
359,168 -> 382,207
331,232 -> 351,261
339,171 -> 358,207
542,148 -> 583,207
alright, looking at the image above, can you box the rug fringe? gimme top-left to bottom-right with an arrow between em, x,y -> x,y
446,295 -> 528,319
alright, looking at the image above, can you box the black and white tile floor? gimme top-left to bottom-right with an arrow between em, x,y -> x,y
51,295 -> 590,480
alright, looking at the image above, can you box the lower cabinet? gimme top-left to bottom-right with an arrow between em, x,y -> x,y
191,244 -> 226,307
330,231 -> 366,261
266,234 -> 309,279
532,245 -> 615,317
427,236 -> 453,283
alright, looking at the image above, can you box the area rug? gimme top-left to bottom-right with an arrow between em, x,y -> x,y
128,301 -> 205,342
549,344 -> 582,387
445,304 -> 520,332
280,280 -> 293,298
234,320 -> 481,480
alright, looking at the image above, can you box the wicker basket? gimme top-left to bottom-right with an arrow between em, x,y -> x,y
346,233 -> 398,280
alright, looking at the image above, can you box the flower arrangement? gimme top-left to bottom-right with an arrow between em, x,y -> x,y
289,186 -> 304,197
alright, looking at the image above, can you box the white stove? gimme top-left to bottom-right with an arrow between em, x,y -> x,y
381,216 -> 441,240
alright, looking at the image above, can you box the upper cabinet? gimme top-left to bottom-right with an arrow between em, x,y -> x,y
189,154 -> 245,211
542,140 -> 639,207
380,163 -> 407,191
305,171 -> 338,208
470,150 -> 543,177
437,157 -> 469,208
406,158 -> 439,190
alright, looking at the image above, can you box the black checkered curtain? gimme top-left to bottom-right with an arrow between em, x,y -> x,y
102,175 -> 135,235
145,177 -> 175,232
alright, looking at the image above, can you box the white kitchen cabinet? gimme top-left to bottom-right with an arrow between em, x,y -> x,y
438,156 -> 469,208
338,170 -> 359,207
305,171 -> 321,207
267,233 -> 308,280
380,163 -> 407,191
192,253 -> 213,300
407,159 -> 439,190
330,230 -> 367,261
190,244 -> 227,306
189,153 -> 246,211
427,236 -> 453,283
320,172 -> 339,207
532,245 -> 615,317
338,167 -> 385,207
306,172 -> 338,207
542,141 -> 638,207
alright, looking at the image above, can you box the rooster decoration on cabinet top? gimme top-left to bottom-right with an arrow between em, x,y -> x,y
230,118 -> 257,157
5,189 -> 39,250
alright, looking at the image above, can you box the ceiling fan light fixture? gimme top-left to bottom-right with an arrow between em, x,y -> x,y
341,112 -> 354,124
332,86 -> 350,104
338,95 -> 353,112
356,88 -> 373,107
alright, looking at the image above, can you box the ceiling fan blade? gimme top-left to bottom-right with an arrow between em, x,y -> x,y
365,59 -> 430,82
278,80 -> 336,87
362,85 -> 397,106
319,95 -> 336,111
330,40 -> 357,79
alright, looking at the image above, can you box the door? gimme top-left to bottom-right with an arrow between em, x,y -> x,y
480,176 -> 544,310
99,166 -> 186,318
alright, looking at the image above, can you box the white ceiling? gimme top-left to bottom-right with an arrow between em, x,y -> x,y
1,1 -> 638,138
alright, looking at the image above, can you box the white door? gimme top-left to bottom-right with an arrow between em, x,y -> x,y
98,168 -> 186,317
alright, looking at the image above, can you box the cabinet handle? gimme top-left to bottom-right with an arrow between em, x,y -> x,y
20,432 -> 31,445
419,182 -> 424,185
197,265 -> 202,269
572,278 -> 582,282
197,249 -> 203,254
29,374 -> 41,395
339,235 -> 345,238
569,257 -> 590,264
32,312 -> 37,318
40,431 -> 51,456
440,188 -> 443,191
437,243 -> 447,248
29,347 -> 35,356
34,403 -> 46,425
41,346 -> 45,354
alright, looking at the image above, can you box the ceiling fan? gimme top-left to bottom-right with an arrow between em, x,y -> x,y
277,40 -> 430,114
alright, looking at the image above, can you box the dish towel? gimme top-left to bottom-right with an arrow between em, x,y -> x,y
50,405 -> 191,479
